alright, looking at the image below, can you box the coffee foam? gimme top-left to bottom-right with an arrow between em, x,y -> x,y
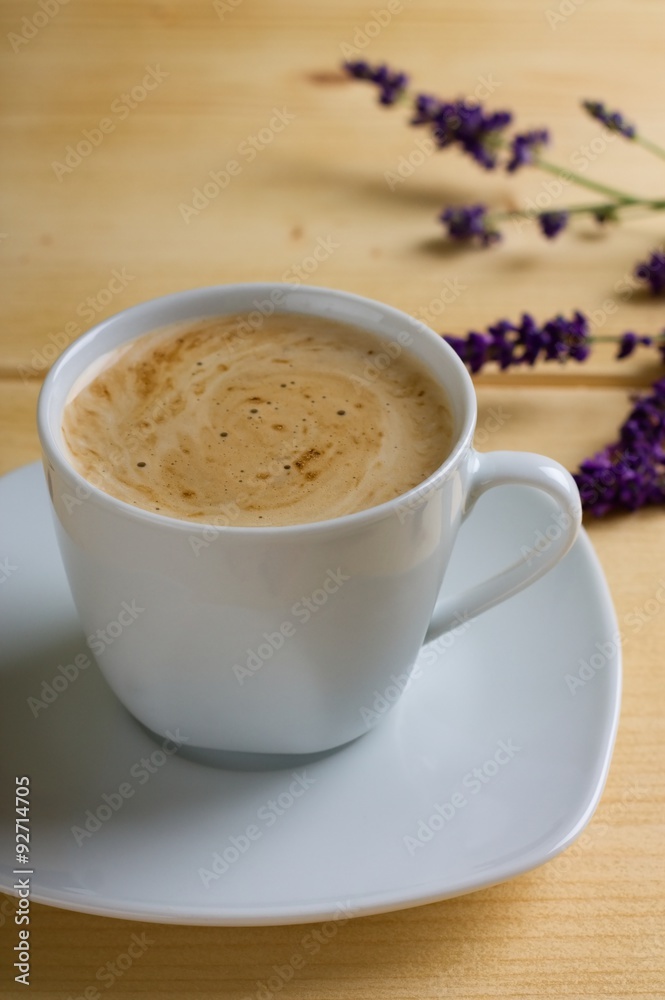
62,312 -> 454,526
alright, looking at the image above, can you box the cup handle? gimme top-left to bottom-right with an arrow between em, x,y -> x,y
425,449 -> 582,643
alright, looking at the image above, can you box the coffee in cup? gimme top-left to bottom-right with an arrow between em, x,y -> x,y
62,312 -> 455,527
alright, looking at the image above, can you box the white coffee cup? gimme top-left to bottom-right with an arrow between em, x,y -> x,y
38,284 -> 581,755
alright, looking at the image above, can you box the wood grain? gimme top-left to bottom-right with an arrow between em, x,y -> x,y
1,0 -> 664,996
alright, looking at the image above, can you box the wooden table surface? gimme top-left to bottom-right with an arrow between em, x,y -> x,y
1,0 -> 664,996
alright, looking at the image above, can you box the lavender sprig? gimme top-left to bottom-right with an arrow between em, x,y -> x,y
342,60 -> 665,248
410,95 -> 513,169
617,332 -> 654,359
439,205 -> 500,246
507,129 -> 550,172
443,312 -> 665,373
538,211 -> 569,239
582,100 -> 635,139
635,251 -> 665,296
582,98 -> 665,165
444,312 -> 591,372
343,60 -> 408,105
574,380 -> 665,515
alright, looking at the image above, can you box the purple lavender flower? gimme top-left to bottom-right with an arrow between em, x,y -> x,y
593,206 -> 617,225
507,129 -> 549,172
617,332 -> 638,359
343,60 -> 408,105
411,94 -> 442,126
617,332 -> 654,359
517,313 -> 544,366
635,250 -> 665,295
542,311 -> 590,361
582,100 -> 635,139
575,379 -> 665,515
412,96 -> 512,169
444,311 -> 590,371
440,204 -> 501,246
444,331 -> 495,373
466,333 -> 493,373
486,319 -> 517,368
538,211 -> 569,239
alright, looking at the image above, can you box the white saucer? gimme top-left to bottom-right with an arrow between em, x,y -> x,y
0,463 -> 621,925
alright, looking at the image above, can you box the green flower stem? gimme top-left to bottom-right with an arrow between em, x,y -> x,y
493,198 -> 665,224
634,134 -> 665,164
534,156 -> 642,203
589,336 -> 662,344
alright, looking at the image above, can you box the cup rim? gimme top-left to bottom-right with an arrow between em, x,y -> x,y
38,283 -> 478,536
